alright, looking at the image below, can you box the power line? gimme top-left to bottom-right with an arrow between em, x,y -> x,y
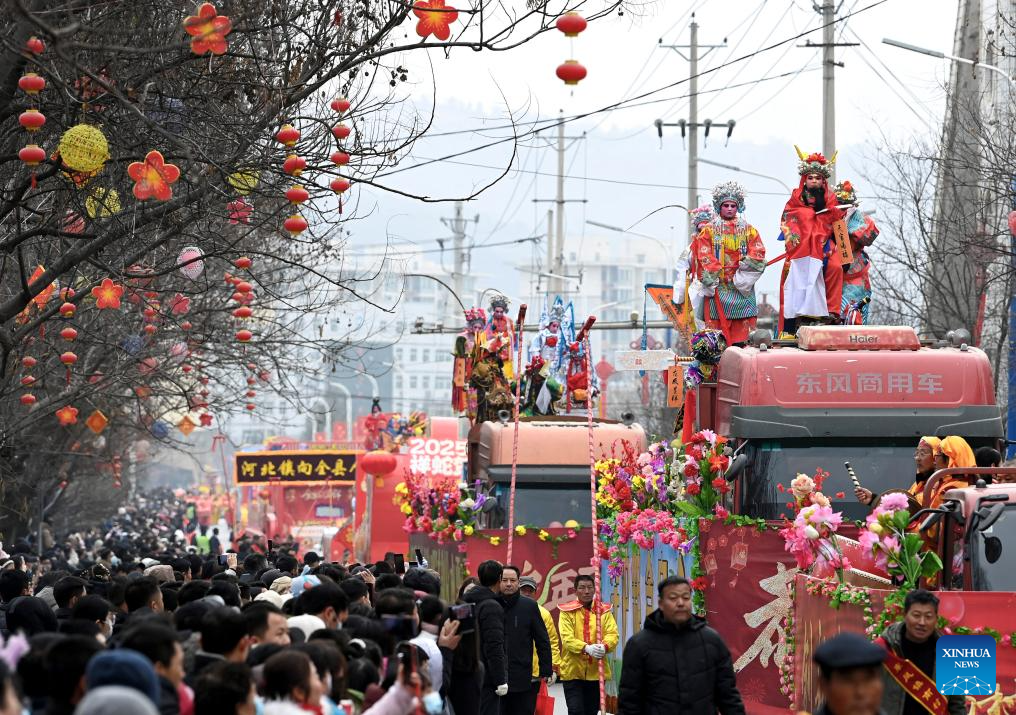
379,0 -> 890,180
345,235 -> 542,257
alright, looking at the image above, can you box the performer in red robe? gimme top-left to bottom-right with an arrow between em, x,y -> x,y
779,148 -> 845,333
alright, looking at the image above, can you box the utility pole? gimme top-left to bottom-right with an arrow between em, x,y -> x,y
657,16 -> 730,244
798,3 -> 858,183
533,111 -> 586,298
441,201 -> 475,313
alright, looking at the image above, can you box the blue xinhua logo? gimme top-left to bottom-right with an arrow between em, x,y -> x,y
936,635 -> 996,695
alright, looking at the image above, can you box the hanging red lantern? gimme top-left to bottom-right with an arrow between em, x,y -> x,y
180,321 -> 193,331
20,394 -> 37,406
282,154 -> 306,176
60,351 -> 78,366
330,151 -> 350,166
284,215 -> 308,236
285,185 -> 309,205
60,326 -> 77,341
555,12 -> 587,37
233,306 -> 253,319
259,488 -> 271,500
182,364 -> 193,373
144,324 -> 157,335
330,177 -> 351,194
59,301 -> 76,318
331,97 -> 351,114
20,376 -> 35,387
556,60 -> 587,85
246,403 -> 256,411
18,73 -> 45,95
276,124 -> 300,147
234,257 -> 252,270
246,390 -> 256,398
361,451 -> 398,486
25,37 -> 45,54
22,356 -> 37,369
1009,209 -> 1016,236
231,292 -> 245,303
260,371 -> 271,382
19,109 -> 46,132
334,10 -> 342,25
332,123 -> 352,140
235,329 -> 253,342
19,144 -> 46,166
247,377 -> 257,386
143,307 -> 157,320
236,281 -> 252,293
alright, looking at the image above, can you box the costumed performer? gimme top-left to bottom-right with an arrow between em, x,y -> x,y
482,293 -> 516,381
835,180 -> 879,325
672,204 -> 715,328
452,307 -> 486,416
528,301 -> 568,380
688,182 -> 765,345
780,148 -> 845,333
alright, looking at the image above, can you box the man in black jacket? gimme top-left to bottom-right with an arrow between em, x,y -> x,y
463,559 -> 509,715
618,576 -> 745,715
499,564 -> 553,715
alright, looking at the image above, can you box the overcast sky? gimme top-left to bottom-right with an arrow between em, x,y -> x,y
342,0 -> 960,319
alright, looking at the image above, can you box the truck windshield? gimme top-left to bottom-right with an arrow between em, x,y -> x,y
741,438 -> 919,522
970,505 -> 1016,591
489,485 -> 590,527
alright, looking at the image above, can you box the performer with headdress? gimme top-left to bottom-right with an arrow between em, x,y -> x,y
688,182 -> 766,345
520,355 -> 563,416
834,180 -> 879,325
673,204 -> 715,326
482,293 -> 516,381
529,301 -> 568,378
780,148 -> 845,332
452,307 -> 486,416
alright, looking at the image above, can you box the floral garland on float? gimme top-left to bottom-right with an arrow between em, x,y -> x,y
393,472 -> 580,557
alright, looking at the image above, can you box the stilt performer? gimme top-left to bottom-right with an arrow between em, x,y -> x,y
779,147 -> 845,333
689,181 -> 765,345
835,180 -> 879,325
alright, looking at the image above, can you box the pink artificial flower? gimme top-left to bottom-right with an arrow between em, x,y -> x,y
879,492 -> 910,513
858,529 -> 879,552
714,504 -> 729,519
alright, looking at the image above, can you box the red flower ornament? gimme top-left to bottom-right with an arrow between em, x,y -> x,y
183,3 -> 232,56
91,278 -> 124,309
413,0 -> 458,41
56,405 -> 79,426
128,151 -> 180,201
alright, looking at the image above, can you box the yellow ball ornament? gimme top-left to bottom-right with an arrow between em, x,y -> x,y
85,188 -> 121,219
227,170 -> 259,195
59,125 -> 110,173
564,519 -> 580,529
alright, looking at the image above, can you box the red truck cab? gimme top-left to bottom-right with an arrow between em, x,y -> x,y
696,325 -> 1002,522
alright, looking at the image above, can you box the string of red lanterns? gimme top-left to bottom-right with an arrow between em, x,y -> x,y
554,12 -> 587,87
17,40 -> 48,188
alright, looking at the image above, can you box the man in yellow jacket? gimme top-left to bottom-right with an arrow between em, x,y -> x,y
557,574 -> 619,715
520,576 -> 561,678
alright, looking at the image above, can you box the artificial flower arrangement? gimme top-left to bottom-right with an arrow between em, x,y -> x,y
393,472 -> 580,555
777,470 -> 850,581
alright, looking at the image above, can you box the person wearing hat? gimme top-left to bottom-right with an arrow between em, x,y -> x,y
874,590 -> 965,715
811,632 -> 887,715
519,576 -> 561,682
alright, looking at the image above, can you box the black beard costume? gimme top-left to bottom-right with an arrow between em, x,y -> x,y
804,185 -> 826,211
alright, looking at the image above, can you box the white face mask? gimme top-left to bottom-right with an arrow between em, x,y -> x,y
422,692 -> 443,715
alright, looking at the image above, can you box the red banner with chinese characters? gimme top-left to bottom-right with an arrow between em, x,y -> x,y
700,521 -> 800,713
411,530 -> 595,617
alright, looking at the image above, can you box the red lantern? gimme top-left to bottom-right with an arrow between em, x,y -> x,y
181,321 -> 193,331
330,177 -> 351,194
19,144 -> 46,166
22,356 -> 37,369
59,301 -> 76,318
144,324 -> 158,335
231,292 -> 244,303
234,257 -> 252,270
276,124 -> 300,147
361,450 -> 398,475
283,215 -> 308,236
246,390 -> 256,398
236,281 -> 252,293
233,306 -> 253,319
285,185 -> 309,205
247,377 -> 257,386
236,329 -> 253,342
332,123 -> 352,140
60,326 -> 77,341
331,97 -> 351,114
334,10 -> 342,25
182,364 -> 193,373
1009,209 -> 1016,236
259,371 -> 271,382
60,351 -> 78,365
143,307 -> 157,320
246,403 -> 256,411
18,73 -> 45,95
556,60 -> 587,86
200,377 -> 210,385
25,37 -> 45,55
555,12 -> 587,37
20,394 -> 37,406
259,488 -> 271,500
283,154 -> 306,176
330,151 -> 350,166
20,376 -> 35,387
19,109 -> 46,132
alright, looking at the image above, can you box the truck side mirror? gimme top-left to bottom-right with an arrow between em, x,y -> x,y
975,502 -> 1006,532
725,454 -> 747,482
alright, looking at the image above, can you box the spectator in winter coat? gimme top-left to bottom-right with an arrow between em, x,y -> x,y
121,623 -> 187,715
618,576 -> 744,715
557,574 -> 618,715
460,560 -> 507,715
499,565 -> 553,715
